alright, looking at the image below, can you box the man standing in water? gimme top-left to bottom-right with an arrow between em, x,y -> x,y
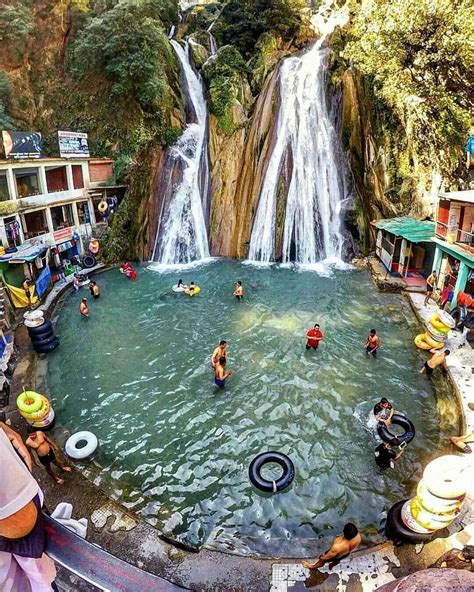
365,329 -> 379,356
302,523 -> 361,570
214,357 -> 234,389
374,438 -> 404,470
233,281 -> 244,301
305,324 -> 324,350
88,281 -> 100,299
420,349 -> 450,377
211,340 -> 227,369
79,297 -> 89,318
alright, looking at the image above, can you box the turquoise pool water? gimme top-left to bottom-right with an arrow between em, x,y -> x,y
46,260 -> 456,556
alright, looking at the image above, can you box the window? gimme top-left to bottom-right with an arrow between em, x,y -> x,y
72,165 -> 84,189
23,210 -> 48,238
77,201 -> 91,225
0,171 -> 10,202
45,166 -> 68,193
50,204 -> 74,230
14,168 -> 40,197
3,216 -> 22,246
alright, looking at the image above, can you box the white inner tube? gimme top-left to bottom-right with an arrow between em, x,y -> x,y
172,285 -> 185,292
24,318 -> 46,328
65,431 -> 98,460
24,310 -> 44,321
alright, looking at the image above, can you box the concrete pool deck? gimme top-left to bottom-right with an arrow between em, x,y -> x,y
5,272 -> 474,591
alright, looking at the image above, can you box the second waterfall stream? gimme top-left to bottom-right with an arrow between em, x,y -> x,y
248,4 -> 349,265
152,40 -> 210,266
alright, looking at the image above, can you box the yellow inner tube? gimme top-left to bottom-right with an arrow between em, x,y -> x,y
414,334 -> 432,350
98,200 -> 108,213
17,391 -> 42,414
430,315 -> 449,331
423,333 -> 444,349
20,395 -> 50,421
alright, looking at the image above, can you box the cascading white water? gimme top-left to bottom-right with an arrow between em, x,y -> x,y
152,40 -> 210,265
208,31 -> 218,56
247,3 -> 349,264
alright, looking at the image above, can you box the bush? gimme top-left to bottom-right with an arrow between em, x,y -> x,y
0,2 -> 34,59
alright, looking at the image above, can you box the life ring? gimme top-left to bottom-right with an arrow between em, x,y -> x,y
172,285 -> 185,293
24,317 -> 45,328
30,330 -> 55,344
98,200 -> 108,214
427,323 -> 449,338
17,391 -> 42,414
27,320 -> 52,336
24,310 -> 44,322
65,431 -> 98,460
186,286 -> 201,296
438,310 -> 455,329
426,327 -> 447,342
423,333 -> 445,348
377,413 -> 415,445
27,406 -> 55,430
428,317 -> 450,333
34,337 -> 60,354
414,334 -> 432,350
20,396 -> 50,421
82,255 -> 96,269
385,500 -> 434,544
5,246 -> 18,254
89,239 -> 99,254
249,451 -> 295,493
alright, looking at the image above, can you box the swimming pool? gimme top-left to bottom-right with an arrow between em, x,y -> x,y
45,260 -> 457,557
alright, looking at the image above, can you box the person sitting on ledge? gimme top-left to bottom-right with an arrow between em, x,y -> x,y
302,523 -> 361,570
450,431 -> 474,454
420,349 -> 450,377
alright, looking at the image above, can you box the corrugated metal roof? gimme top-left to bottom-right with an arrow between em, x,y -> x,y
438,190 -> 474,204
371,217 -> 435,243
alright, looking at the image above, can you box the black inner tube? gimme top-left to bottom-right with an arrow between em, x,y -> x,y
249,451 -> 295,493
377,413 -> 416,445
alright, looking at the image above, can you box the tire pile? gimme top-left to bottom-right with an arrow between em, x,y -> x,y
24,310 -> 60,354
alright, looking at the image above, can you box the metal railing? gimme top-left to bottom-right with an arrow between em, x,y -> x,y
436,221 -> 474,246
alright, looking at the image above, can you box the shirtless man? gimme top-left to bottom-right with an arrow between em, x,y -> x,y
424,270 -> 438,306
211,340 -> 227,369
214,357 -> 234,389
302,523 -> 361,570
420,349 -> 450,377
89,281 -> 100,299
233,281 -> 244,301
25,429 -> 71,484
79,297 -> 89,317
365,329 -> 380,356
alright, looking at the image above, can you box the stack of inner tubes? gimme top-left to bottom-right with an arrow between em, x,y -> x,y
25,312 -> 60,354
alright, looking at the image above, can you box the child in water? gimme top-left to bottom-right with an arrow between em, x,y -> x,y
233,280 -> 244,300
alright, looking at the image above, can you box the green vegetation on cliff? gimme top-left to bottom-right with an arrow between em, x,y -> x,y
344,0 -> 472,186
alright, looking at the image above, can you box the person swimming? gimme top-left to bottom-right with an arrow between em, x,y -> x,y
185,281 -> 196,296
233,281 -> 244,301
365,329 -> 379,356
211,340 -> 227,369
214,356 -> 234,389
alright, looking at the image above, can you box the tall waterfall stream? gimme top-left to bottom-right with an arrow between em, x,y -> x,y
247,4 -> 349,264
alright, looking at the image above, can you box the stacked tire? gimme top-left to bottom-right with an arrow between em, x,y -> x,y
24,311 -> 60,354
414,310 -> 455,350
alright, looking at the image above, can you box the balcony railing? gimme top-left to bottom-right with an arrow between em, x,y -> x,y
436,221 -> 474,248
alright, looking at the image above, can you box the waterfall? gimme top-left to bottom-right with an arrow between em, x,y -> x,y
151,40 -> 210,265
247,3 -> 349,265
208,31 -> 218,56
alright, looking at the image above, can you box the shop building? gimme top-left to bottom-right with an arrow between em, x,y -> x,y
432,190 -> 474,309
0,157 -> 117,254
371,217 -> 436,288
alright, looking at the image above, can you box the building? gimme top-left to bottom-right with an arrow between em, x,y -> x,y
0,157 -> 124,301
432,190 -> 474,308
372,217 -> 436,284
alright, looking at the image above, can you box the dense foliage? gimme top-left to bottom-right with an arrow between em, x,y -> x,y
344,0 -> 473,174
212,0 -> 307,59
0,1 -> 34,59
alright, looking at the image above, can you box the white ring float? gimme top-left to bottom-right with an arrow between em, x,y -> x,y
172,284 -> 185,292
65,431 -> 98,460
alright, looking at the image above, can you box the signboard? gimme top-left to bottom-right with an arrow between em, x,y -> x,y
58,131 -> 90,158
2,131 -> 43,159
53,227 -> 73,243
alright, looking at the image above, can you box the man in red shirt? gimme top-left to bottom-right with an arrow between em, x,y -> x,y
306,324 -> 324,350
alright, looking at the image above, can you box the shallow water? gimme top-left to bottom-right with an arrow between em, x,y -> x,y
46,260 -> 457,556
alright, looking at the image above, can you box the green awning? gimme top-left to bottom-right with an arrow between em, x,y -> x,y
371,217 -> 435,243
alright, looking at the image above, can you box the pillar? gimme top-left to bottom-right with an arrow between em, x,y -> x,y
38,166 -> 48,195
66,164 -> 74,191
452,261 -> 469,306
432,246 -> 443,275
45,208 -> 54,235
0,219 -> 8,247
6,169 -> 16,200
15,214 -> 25,243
